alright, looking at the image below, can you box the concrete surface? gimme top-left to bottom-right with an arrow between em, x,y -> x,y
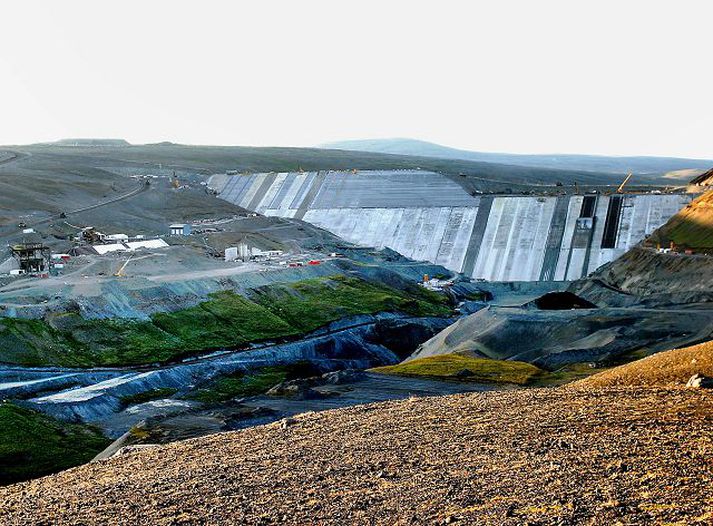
213,171 -> 692,281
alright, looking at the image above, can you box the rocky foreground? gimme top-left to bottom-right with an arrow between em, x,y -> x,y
2,387 -> 712,525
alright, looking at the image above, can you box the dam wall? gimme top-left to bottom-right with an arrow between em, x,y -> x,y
212,171 -> 691,281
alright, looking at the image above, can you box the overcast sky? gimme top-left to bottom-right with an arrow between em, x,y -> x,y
1,1 -> 711,158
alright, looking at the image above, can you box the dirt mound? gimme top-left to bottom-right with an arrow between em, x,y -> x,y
576,340 -> 713,388
1,387 -> 711,525
407,305 -> 711,369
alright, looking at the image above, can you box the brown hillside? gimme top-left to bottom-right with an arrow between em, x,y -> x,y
1,387 -> 712,525
689,167 -> 713,186
576,340 -> 713,388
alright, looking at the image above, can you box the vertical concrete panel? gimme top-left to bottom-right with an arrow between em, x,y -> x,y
295,172 -> 327,220
585,195 -> 611,275
382,209 -> 407,252
615,195 -> 635,249
289,173 -> 316,210
449,207 -> 479,273
501,198 -> 528,280
265,173 -> 292,211
254,174 -> 287,214
472,198 -> 504,280
539,196 -> 568,281
554,196 -> 583,281
459,196 -> 490,277
526,197 -> 557,281
565,249 -> 587,280
238,174 -> 265,209
277,173 -> 306,215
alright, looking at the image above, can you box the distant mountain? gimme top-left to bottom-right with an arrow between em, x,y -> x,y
50,139 -> 131,147
321,138 -> 713,176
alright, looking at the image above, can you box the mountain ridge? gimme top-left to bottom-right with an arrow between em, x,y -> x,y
321,138 -> 713,176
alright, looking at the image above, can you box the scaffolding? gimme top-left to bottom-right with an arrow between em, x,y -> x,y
11,242 -> 51,274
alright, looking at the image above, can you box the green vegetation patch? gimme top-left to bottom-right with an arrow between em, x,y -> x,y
251,275 -> 451,332
370,354 -> 544,386
0,276 -> 450,368
120,388 -> 179,407
0,402 -> 110,485
152,291 -> 295,351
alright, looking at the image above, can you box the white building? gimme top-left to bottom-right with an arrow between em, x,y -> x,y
169,224 -> 192,236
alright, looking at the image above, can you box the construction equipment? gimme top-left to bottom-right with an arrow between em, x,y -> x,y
11,242 -> 51,274
616,172 -> 633,193
114,255 -> 133,277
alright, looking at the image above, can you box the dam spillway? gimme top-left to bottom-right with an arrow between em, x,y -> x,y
210,171 -> 691,281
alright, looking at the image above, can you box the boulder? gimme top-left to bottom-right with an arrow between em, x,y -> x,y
686,374 -> 713,388
267,381 -> 324,400
321,369 -> 367,385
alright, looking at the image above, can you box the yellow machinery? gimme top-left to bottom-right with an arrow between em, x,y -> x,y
617,172 -> 633,193
114,255 -> 133,277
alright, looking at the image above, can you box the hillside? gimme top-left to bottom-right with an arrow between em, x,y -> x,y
648,190 -> 713,251
576,339 -> 713,388
322,138 -> 713,176
0,402 -> 109,485
404,303 -> 711,370
1,387 -> 711,525
0,142 -> 647,231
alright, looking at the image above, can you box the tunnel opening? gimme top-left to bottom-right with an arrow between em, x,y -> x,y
531,291 -> 597,310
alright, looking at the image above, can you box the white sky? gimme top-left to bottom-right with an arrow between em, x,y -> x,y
0,1 -> 711,158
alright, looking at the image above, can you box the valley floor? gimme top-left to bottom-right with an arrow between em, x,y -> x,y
2,386 -> 711,525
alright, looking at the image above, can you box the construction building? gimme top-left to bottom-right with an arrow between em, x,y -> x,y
11,233 -> 51,274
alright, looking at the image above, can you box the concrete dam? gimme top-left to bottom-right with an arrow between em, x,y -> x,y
210,171 -> 691,281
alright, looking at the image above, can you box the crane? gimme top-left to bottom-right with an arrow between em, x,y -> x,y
617,172 -> 633,193
114,255 -> 133,277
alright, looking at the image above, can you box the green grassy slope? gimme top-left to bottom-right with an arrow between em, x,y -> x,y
371,353 -> 605,387
0,402 -> 109,486
250,275 -> 450,332
648,190 -> 713,250
0,276 -> 451,367
370,354 -> 544,385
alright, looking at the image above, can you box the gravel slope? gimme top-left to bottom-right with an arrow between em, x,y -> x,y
1,387 -> 711,525
577,339 -> 713,388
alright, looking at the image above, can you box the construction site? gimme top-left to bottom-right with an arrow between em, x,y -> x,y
4,2 -> 713,523
210,169 -> 693,281
1,141 -> 713,523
